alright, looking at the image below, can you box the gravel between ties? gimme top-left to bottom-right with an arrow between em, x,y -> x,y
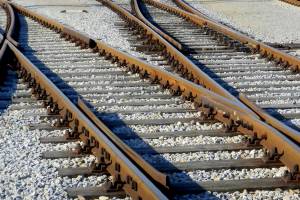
0,73 -> 129,199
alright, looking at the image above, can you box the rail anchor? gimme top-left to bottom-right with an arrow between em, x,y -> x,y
262,147 -> 284,163
284,165 -> 300,183
246,132 -> 266,147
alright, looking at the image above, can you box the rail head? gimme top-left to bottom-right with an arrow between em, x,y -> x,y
7,41 -> 168,200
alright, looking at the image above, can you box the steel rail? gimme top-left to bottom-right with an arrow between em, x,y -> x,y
7,41 -> 168,200
97,0 -> 259,120
280,0 -> 300,6
11,1 -> 260,189
171,0 -> 300,70
9,1 -> 300,188
7,2 -> 170,199
0,1 -> 16,83
97,0 -> 259,123
137,0 -> 300,150
129,0 -> 183,51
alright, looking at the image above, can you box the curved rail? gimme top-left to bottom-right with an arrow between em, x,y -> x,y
137,0 -> 300,151
280,0 -> 300,6
129,0 -> 183,50
0,1 -> 17,84
7,0 -> 300,190
98,0 -> 258,119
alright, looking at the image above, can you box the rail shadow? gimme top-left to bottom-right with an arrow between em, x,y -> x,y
0,67 -> 17,115
17,14 -> 220,199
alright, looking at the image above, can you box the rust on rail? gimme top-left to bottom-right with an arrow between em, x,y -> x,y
279,0 -> 300,6
6,0 -> 300,196
7,41 -> 168,200
139,0 -> 300,148
99,0 -> 258,118
0,0 -> 17,83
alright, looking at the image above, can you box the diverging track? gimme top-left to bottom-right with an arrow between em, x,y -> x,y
132,0 -> 300,145
1,0 -> 300,199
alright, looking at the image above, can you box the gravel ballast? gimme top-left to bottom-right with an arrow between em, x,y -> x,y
183,0 -> 300,44
0,75 -> 111,199
6,1 -> 300,199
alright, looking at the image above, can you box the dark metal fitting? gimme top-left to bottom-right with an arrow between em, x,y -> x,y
170,86 -> 183,96
104,53 -> 112,60
92,47 -> 99,53
99,49 -> 106,56
43,96 -> 53,107
184,92 -> 196,101
139,70 -> 149,79
38,89 -> 48,100
283,165 -> 300,183
110,174 -> 125,191
111,57 -> 119,63
47,103 -> 60,115
26,78 -> 36,88
32,84 -> 42,96
246,133 -> 266,146
263,147 -> 284,163
64,129 -> 79,140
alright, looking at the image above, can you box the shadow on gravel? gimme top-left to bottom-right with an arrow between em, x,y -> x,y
17,14 -> 221,199
0,69 -> 17,115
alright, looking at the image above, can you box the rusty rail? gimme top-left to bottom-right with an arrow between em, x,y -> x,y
7,0 -> 300,196
139,0 -> 300,148
0,1 -> 17,84
171,0 -> 300,70
280,0 -> 300,6
129,0 -> 183,50
98,0 -> 258,118
0,0 -> 18,46
6,41 -> 168,200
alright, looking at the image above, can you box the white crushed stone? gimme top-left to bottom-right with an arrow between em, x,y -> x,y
112,122 -> 224,134
169,167 -> 287,182
142,149 -> 265,164
0,98 -> 109,199
174,189 -> 300,200
125,135 -> 246,148
184,0 -> 300,44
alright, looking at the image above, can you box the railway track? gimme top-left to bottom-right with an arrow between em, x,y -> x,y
172,0 -> 300,57
1,0 -> 300,199
131,0 -> 300,138
15,5 -> 276,197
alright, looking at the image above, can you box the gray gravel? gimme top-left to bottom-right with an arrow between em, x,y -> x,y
183,0 -> 300,44
0,74 -> 111,199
